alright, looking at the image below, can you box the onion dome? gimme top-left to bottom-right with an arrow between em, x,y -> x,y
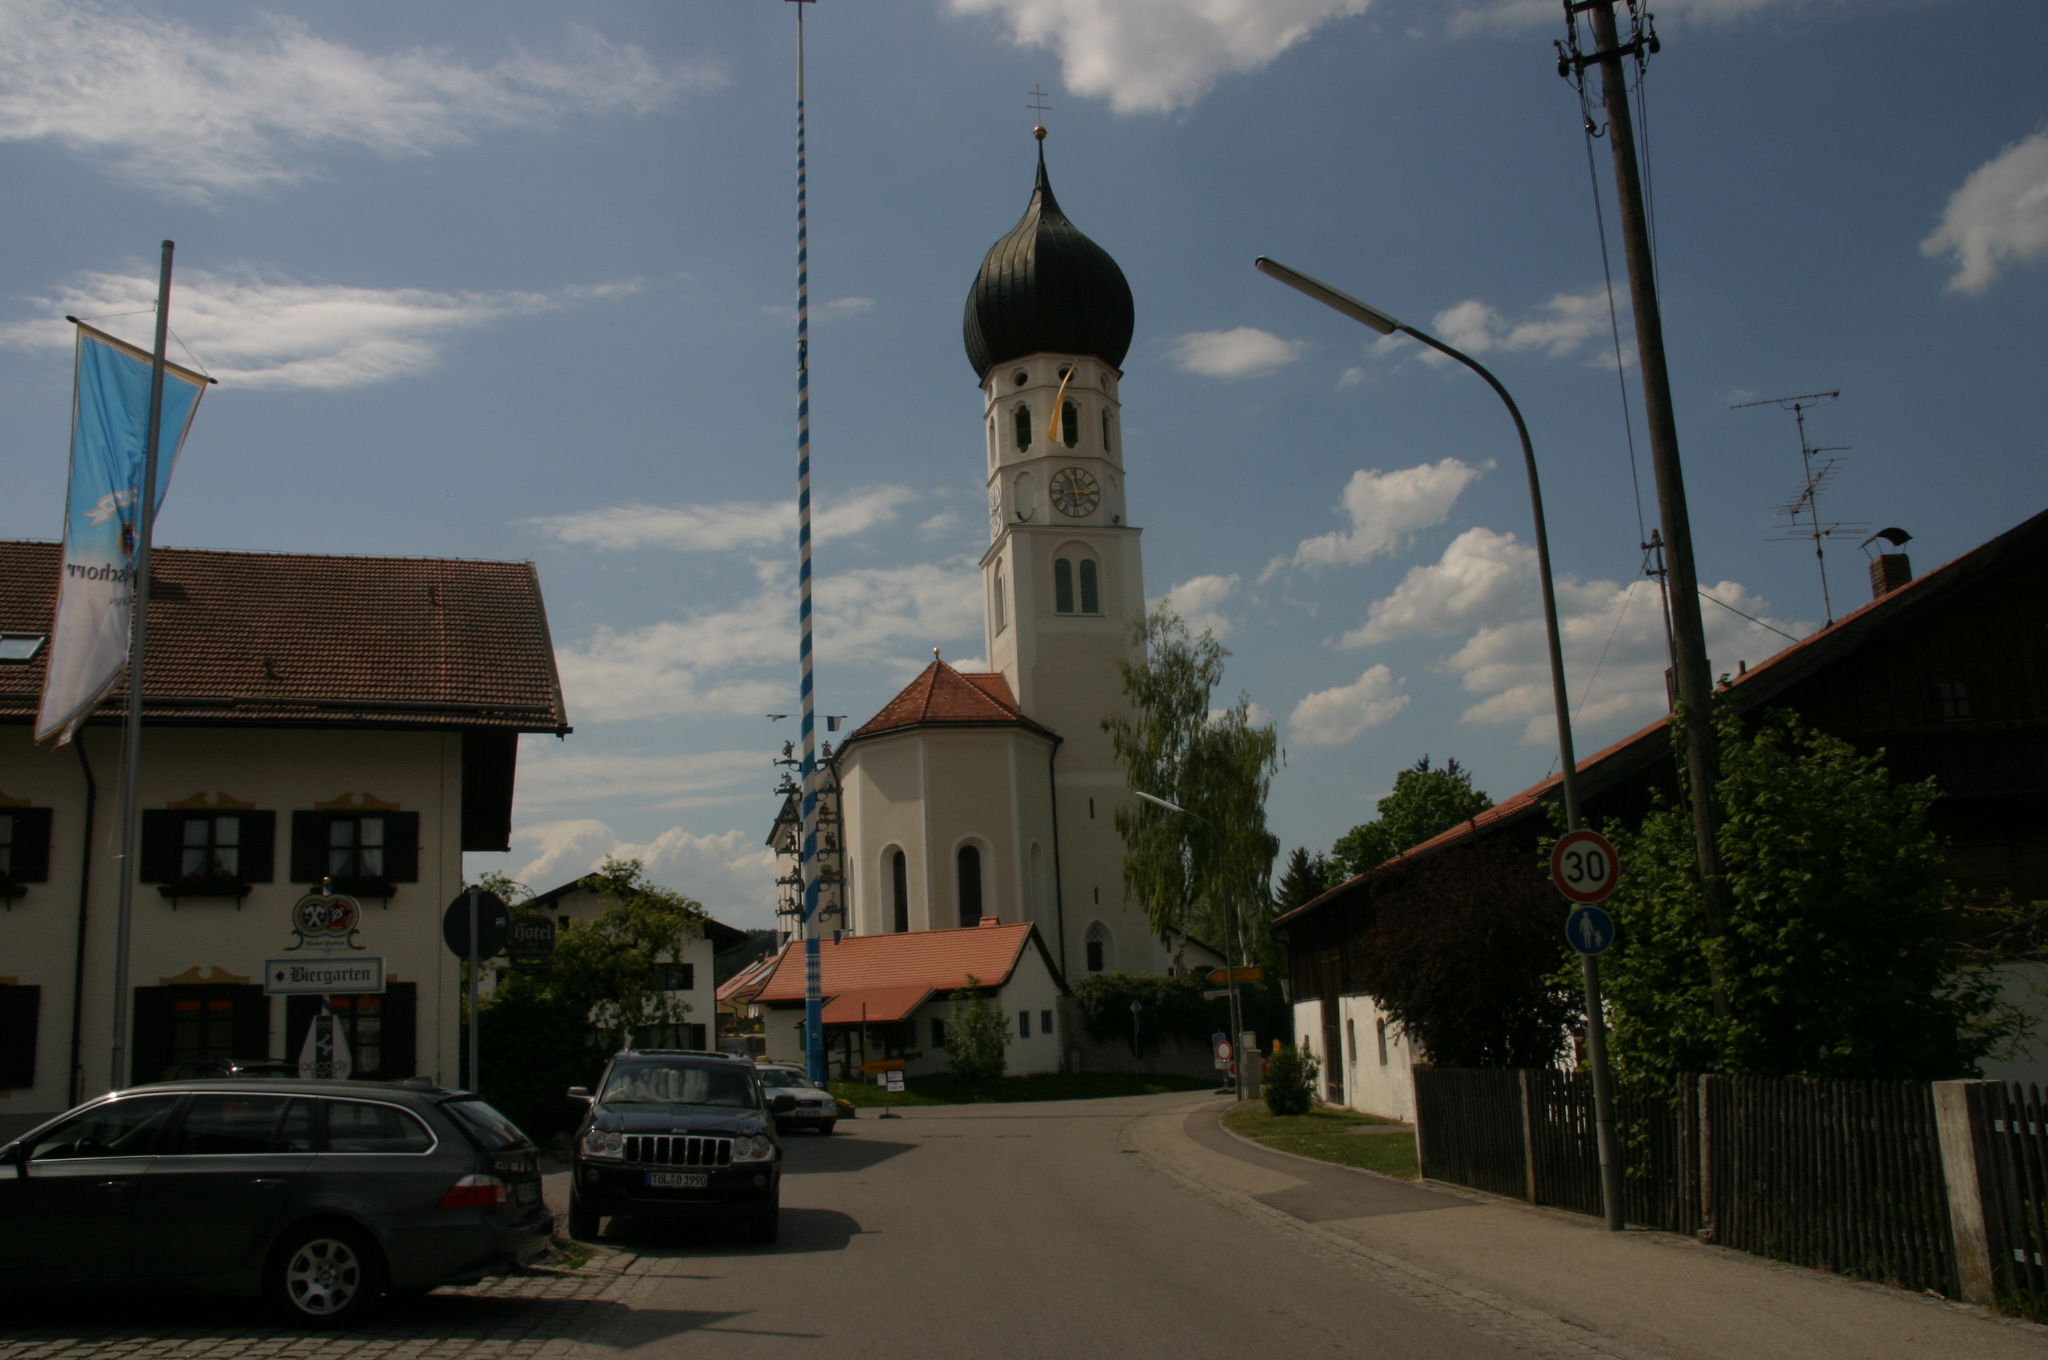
963,136 -> 1134,380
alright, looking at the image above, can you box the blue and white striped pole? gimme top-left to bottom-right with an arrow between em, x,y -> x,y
791,0 -> 826,1086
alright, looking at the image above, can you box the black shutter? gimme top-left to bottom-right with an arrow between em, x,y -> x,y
238,811 -> 276,882
131,986 -> 175,1086
0,984 -> 40,1088
231,986 -> 270,1061
285,995 -> 320,1070
139,811 -> 183,883
383,812 -> 421,882
9,808 -> 53,882
380,983 -> 417,1079
290,812 -> 330,882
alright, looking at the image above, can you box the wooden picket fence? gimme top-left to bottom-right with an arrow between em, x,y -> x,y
1976,1081 -> 2048,1302
1413,1068 -> 1957,1297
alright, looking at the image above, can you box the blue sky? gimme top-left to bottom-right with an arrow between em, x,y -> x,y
1,0 -> 2042,929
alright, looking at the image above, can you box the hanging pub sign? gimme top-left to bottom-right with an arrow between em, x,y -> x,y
266,885 -> 384,995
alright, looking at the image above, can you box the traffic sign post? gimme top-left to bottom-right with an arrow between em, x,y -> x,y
444,890 -> 509,1094
1550,827 -> 1624,1232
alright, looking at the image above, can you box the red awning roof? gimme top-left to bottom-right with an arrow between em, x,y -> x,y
820,985 -> 935,1025
720,921 -> 1053,1020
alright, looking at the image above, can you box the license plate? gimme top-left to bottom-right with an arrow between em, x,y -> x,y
648,1171 -> 708,1189
514,1182 -> 538,1205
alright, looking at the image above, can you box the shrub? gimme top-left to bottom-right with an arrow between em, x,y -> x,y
1263,1042 -> 1318,1116
943,975 -> 1010,1080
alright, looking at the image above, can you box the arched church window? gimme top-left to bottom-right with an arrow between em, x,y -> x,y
891,849 -> 909,934
1053,558 -> 1075,614
1079,559 -> 1100,615
993,568 -> 1007,634
1013,405 -> 1032,452
1061,401 -> 1079,448
957,844 -> 983,928
1101,409 -> 1113,453
1085,922 -> 1111,974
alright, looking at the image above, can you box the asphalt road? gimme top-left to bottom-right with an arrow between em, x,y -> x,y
581,1091 -> 1530,1360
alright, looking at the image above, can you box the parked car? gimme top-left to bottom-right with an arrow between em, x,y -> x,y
159,1058 -> 301,1081
566,1049 -> 785,1243
756,1064 -> 840,1134
0,1078 -> 551,1327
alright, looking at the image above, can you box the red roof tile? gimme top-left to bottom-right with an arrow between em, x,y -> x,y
846,658 -> 1053,741
721,922 -> 1052,1016
0,541 -> 568,731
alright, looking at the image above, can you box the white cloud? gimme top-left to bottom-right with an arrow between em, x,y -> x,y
1340,526 -> 1533,647
0,266 -> 643,389
1337,366 -> 1369,389
499,820 -> 777,928
1922,127 -> 2048,293
1158,573 -> 1240,639
1275,458 -> 1482,575
951,0 -> 1372,114
1428,290 -> 1627,364
1210,701 -> 1275,729
917,510 -> 965,541
0,1 -> 714,202
1450,0 -> 1824,34
531,486 -> 916,553
556,558 -> 984,722
1167,327 -> 1304,379
510,743 -> 763,814
1288,665 -> 1409,748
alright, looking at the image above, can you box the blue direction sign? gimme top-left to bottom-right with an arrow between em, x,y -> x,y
1566,905 -> 1616,956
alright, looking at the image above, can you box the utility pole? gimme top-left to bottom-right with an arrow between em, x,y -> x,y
1562,2 -> 1731,1015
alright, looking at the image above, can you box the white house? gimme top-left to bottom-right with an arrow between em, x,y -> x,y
0,543 -> 568,1141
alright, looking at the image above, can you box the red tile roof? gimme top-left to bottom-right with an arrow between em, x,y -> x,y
1272,505 -> 2048,931
0,541 -> 568,731
846,658 -> 1054,742
719,921 -> 1059,1021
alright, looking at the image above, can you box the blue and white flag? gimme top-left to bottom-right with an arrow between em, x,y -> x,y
35,322 -> 208,744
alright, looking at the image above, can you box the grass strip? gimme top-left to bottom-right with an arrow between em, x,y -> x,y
1221,1103 -> 1419,1179
829,1071 -> 1217,1107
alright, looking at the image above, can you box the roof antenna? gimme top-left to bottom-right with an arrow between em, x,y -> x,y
1732,389 -> 1865,627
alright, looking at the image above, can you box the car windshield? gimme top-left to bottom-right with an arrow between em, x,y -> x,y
443,1098 -> 533,1151
601,1061 -> 756,1109
758,1069 -> 816,1090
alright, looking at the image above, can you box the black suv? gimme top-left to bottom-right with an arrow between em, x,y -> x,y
0,1079 -> 551,1327
567,1050 -> 788,1242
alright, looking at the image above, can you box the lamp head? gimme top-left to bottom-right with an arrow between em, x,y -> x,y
1254,256 -> 1402,336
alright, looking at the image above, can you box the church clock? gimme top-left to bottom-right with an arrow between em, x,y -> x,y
1049,467 -> 1101,517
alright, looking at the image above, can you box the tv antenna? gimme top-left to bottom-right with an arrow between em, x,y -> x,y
1732,389 -> 1864,627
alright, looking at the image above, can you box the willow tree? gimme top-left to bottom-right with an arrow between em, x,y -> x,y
1104,604 -> 1280,970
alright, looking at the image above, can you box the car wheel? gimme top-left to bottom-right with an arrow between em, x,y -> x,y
267,1223 -> 383,1328
818,1120 -> 836,1135
567,1193 -> 602,1242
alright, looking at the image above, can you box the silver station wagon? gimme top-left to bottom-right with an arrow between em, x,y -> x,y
0,1078 -> 552,1326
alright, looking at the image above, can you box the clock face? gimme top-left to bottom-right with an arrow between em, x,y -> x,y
1050,467 -> 1101,518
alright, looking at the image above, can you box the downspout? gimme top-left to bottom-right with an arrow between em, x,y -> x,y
1046,737 -> 1066,976
68,731 -> 98,1107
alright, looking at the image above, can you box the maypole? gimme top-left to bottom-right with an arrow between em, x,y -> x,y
790,0 -> 826,1085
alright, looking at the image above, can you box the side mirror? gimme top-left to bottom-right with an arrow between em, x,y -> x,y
566,1087 -> 592,1102
770,1093 -> 797,1114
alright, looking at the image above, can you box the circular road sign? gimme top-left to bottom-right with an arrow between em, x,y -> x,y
1551,829 -> 1620,904
442,890 -> 511,961
1566,905 -> 1617,956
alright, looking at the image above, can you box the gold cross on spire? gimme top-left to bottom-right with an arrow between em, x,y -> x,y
1026,86 -> 1051,124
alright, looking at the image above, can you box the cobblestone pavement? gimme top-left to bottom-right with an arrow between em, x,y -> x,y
0,1244 -> 646,1360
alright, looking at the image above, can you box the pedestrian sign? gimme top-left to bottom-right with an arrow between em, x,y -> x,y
1566,905 -> 1617,956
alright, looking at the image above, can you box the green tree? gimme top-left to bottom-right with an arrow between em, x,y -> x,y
943,975 -> 1010,1080
1329,756 -> 1493,881
479,858 -> 709,1138
1104,603 -> 1281,971
1262,1042 -> 1319,1117
1273,847 -> 1331,915
1587,706 -> 2023,1084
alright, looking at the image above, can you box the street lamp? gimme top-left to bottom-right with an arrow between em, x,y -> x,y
1255,256 -> 1624,1232
1131,789 -> 1250,1103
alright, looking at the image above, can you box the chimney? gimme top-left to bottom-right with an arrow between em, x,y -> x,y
978,915 -> 1002,927
1862,527 -> 1914,600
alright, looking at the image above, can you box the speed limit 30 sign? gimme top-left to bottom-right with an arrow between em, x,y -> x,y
1551,829 -> 1620,903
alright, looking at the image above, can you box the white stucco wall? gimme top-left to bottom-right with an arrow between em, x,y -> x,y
1292,993 -> 1416,1123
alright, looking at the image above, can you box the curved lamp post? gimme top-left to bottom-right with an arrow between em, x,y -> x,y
1255,256 -> 1624,1231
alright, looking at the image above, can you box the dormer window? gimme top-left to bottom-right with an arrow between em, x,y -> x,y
0,634 -> 45,664
1061,401 -> 1079,448
1013,405 -> 1032,452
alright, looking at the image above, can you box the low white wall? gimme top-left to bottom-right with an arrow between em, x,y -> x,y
1291,993 -> 1416,1123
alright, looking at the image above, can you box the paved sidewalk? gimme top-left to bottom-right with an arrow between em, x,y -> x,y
1129,1099 -> 2048,1360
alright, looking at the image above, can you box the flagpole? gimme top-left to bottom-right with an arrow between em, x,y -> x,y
108,240 -> 174,1092
790,0 -> 826,1087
